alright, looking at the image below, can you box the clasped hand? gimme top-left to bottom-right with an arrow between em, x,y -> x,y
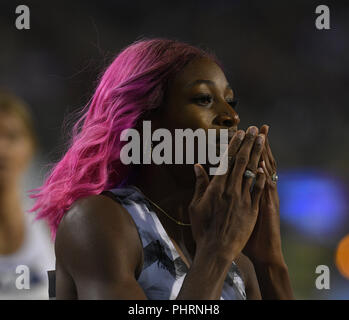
189,125 -> 284,266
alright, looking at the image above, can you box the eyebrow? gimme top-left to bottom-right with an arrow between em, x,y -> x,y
186,79 -> 232,91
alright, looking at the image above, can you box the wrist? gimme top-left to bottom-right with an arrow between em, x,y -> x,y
178,247 -> 234,300
252,257 -> 288,272
195,241 -> 239,266
252,260 -> 294,300
248,247 -> 286,267
194,247 -> 234,272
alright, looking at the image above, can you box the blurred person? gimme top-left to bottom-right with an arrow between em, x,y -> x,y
31,38 -> 293,299
0,90 -> 55,299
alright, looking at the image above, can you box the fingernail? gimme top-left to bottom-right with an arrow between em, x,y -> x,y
256,134 -> 264,144
237,130 -> 245,140
258,167 -> 264,173
248,126 -> 258,136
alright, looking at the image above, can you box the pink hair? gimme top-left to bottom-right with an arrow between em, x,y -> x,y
30,38 -> 220,239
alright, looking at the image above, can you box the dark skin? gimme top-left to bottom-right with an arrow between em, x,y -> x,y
55,57 -> 293,299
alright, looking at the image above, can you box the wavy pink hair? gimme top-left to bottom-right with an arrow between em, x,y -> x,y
30,38 -> 220,239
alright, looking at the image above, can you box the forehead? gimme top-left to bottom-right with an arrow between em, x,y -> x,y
170,57 -> 229,91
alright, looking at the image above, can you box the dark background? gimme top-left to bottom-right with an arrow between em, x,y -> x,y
1,0 -> 348,299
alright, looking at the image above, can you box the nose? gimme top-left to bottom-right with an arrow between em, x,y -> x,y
213,111 -> 240,128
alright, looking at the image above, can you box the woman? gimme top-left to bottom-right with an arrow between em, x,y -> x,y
31,38 -> 294,299
0,90 -> 55,299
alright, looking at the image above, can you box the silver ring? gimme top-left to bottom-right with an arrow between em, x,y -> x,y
244,169 -> 256,179
272,172 -> 279,182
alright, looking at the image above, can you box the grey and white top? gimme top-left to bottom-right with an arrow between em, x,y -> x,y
106,185 -> 247,300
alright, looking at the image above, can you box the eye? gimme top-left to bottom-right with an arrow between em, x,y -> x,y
226,98 -> 238,110
192,94 -> 213,107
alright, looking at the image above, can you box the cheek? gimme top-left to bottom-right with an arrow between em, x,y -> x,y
168,105 -> 213,131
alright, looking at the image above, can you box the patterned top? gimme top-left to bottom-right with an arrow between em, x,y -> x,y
106,185 -> 247,300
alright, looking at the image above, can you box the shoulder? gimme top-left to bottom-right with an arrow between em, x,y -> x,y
55,193 -> 143,280
58,193 -> 135,233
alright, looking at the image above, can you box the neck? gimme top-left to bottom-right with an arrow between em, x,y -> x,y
0,179 -> 25,254
130,164 -> 197,259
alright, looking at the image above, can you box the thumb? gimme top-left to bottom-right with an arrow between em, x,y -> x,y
192,164 -> 209,203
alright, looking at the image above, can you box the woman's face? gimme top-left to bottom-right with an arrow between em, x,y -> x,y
158,57 -> 239,134
149,57 -> 240,181
0,111 -> 34,185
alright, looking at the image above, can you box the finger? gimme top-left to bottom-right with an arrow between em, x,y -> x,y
192,164 -> 210,204
210,130 -> 245,192
261,145 -> 272,176
260,160 -> 270,178
261,160 -> 277,189
241,134 -> 265,194
261,125 -> 276,172
259,124 -> 269,136
229,126 -> 259,189
265,134 -> 277,171
259,125 -> 273,174
251,167 -> 266,213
